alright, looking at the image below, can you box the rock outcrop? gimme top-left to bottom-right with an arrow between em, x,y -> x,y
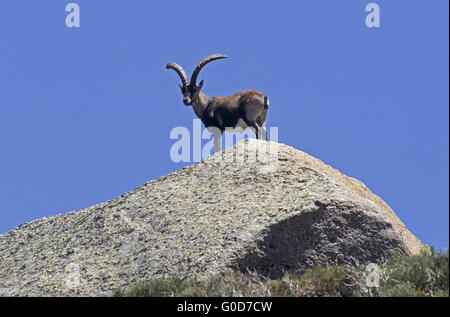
0,139 -> 426,296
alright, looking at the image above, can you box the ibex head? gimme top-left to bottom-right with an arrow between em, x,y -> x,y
166,54 -> 227,106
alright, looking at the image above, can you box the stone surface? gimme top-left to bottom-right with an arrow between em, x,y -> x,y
0,139 -> 426,296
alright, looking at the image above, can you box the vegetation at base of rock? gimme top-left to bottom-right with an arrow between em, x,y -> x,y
113,249 -> 448,297
380,248 -> 448,297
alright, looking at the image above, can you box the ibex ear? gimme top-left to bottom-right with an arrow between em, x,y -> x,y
197,80 -> 204,89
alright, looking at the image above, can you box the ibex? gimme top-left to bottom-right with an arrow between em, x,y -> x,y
166,54 -> 269,152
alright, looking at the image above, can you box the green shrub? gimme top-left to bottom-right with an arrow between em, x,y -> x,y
267,279 -> 295,297
381,282 -> 427,297
205,275 -> 229,297
296,265 -> 360,297
117,276 -> 185,297
113,249 -> 449,297
380,249 -> 449,297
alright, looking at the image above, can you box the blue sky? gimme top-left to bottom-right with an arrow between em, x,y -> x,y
0,1 -> 448,249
